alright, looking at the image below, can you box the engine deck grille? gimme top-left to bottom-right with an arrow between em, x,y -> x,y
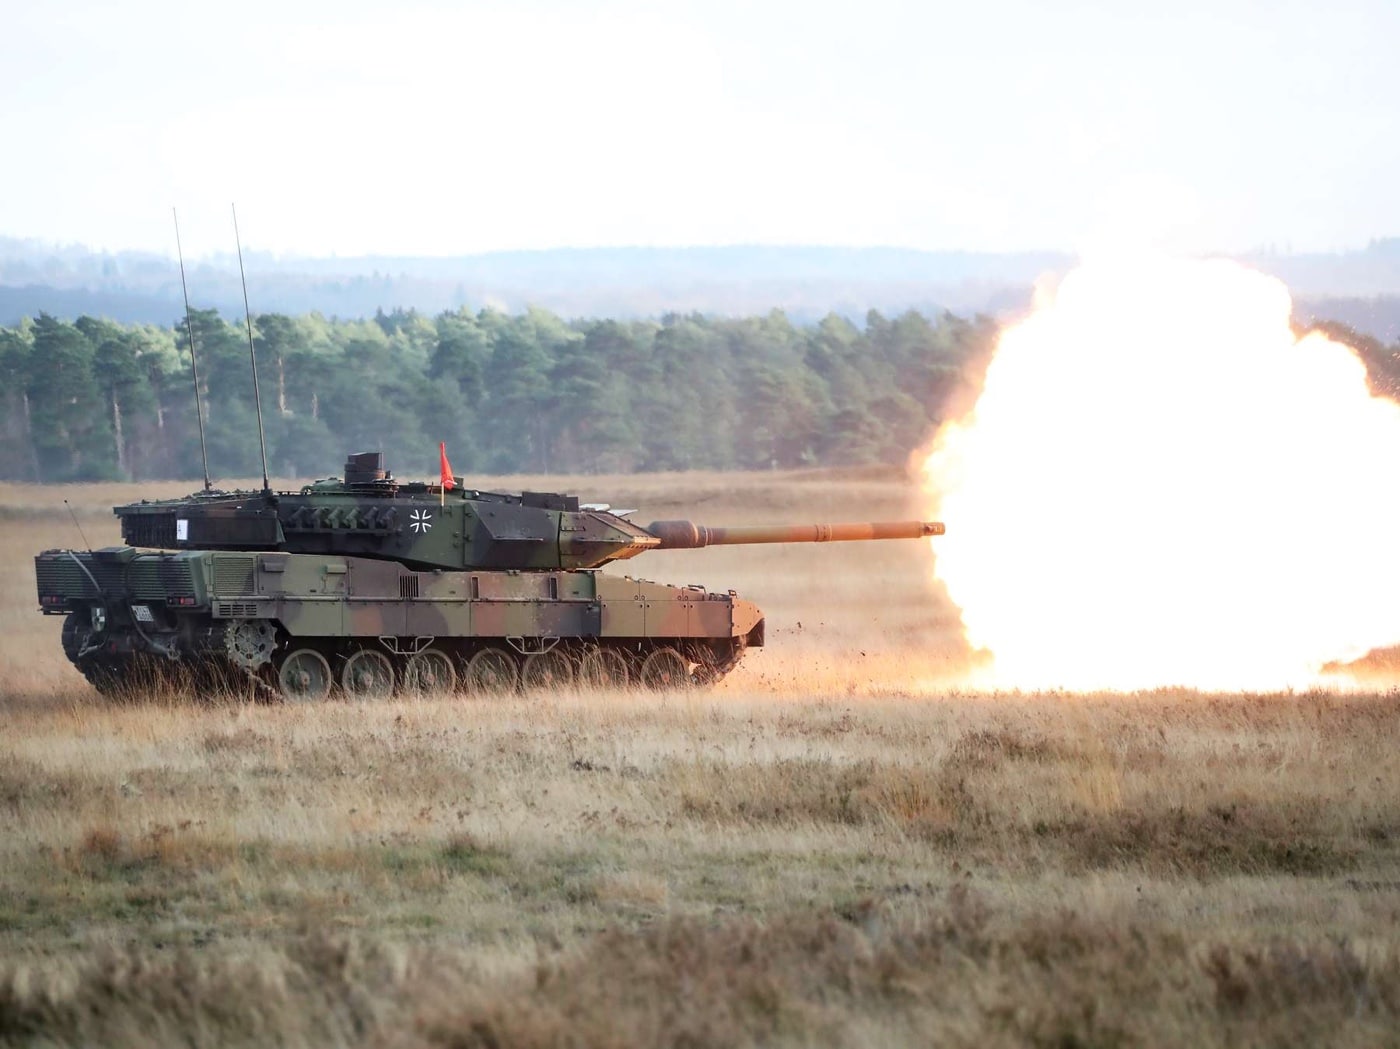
37,553 -> 197,602
34,557 -> 124,598
212,555 -> 256,596
215,602 -> 260,618
129,558 -> 195,599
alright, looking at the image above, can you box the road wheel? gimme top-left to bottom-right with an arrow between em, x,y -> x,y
278,648 -> 332,702
404,648 -> 457,694
341,648 -> 395,700
578,647 -> 630,688
640,647 -> 691,690
521,650 -> 576,691
463,647 -> 519,695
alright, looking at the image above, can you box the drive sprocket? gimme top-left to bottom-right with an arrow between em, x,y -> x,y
223,620 -> 278,671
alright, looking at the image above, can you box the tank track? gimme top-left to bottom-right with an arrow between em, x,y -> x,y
60,612 -> 274,701
59,613 -> 745,702
256,635 -> 746,701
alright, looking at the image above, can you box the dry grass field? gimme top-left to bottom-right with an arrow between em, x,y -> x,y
1,469 -> 1398,1048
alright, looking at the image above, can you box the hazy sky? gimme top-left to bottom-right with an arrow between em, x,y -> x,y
4,0 -> 1396,259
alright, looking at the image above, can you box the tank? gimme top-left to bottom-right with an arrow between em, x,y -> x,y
34,452 -> 945,700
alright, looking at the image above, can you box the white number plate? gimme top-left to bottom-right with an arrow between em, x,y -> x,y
131,604 -> 154,623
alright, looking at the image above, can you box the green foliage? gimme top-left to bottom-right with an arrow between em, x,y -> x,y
0,303 -> 1001,482
27,315 -> 117,481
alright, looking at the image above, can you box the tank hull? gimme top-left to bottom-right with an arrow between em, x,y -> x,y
36,547 -> 764,698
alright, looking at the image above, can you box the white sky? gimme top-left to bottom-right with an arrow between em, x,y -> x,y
3,0 -> 1396,259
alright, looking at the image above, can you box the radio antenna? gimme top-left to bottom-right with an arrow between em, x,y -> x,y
172,208 -> 212,492
231,204 -> 272,497
63,499 -> 92,552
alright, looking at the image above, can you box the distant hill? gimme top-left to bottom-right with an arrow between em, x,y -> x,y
1250,238 -> 1400,342
0,241 -> 1069,326
1246,239 -> 1400,298
1292,296 -> 1400,343
0,284 -> 183,328
2,238 -> 1399,340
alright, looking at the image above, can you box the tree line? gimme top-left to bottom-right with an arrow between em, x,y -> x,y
0,305 -> 998,484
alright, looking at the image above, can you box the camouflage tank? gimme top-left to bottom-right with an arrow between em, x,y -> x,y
35,452 -> 944,700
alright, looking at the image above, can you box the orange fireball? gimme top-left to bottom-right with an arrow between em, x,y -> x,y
922,256 -> 1400,690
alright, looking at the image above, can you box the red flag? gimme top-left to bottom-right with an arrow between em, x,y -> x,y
439,442 -> 455,490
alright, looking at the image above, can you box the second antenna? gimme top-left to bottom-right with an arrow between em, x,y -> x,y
232,204 -> 272,497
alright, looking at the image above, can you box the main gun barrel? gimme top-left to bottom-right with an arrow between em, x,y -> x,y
645,519 -> 945,550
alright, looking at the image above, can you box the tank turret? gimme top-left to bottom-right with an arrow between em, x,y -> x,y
37,452 -> 944,701
110,451 -> 942,573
